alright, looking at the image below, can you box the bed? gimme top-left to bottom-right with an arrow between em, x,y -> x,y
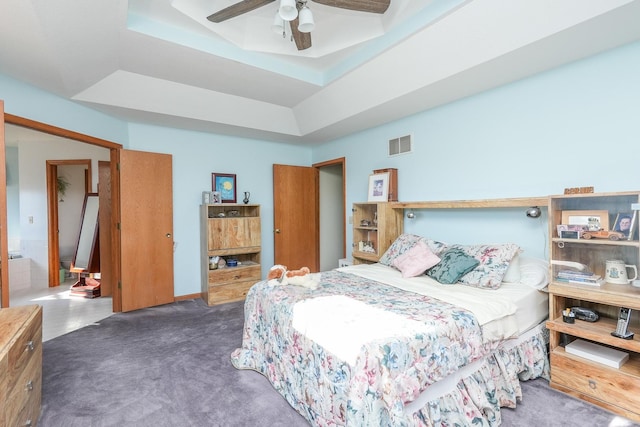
231,235 -> 550,426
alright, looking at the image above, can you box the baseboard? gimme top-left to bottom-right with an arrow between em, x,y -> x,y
174,293 -> 201,302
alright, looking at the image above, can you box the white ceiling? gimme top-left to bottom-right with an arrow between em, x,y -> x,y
1,0 -> 640,145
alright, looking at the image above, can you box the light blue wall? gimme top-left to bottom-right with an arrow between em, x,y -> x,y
0,75 -> 129,144
127,124 -> 310,296
2,40 -> 639,297
313,40 -> 640,261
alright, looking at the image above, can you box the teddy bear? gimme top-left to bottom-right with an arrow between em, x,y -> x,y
267,265 -> 319,290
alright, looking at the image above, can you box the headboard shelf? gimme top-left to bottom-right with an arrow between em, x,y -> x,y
391,196 -> 548,210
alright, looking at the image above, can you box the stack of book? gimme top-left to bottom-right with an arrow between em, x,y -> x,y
555,269 -> 605,286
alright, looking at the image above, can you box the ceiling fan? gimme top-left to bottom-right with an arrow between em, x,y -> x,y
206,0 -> 390,51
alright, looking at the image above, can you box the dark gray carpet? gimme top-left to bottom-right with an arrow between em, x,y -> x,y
40,299 -> 639,427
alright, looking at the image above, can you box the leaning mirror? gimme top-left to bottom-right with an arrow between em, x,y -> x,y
71,193 -> 99,272
70,193 -> 101,298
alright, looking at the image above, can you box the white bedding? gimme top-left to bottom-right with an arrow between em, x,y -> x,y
338,263 -> 548,342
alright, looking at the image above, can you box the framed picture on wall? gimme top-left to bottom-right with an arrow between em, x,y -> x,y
367,172 -> 389,202
212,173 -> 237,203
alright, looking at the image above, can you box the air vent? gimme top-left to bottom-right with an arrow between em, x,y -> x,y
388,135 -> 412,156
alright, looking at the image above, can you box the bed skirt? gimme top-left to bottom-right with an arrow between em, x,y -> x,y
404,323 -> 549,426
232,322 -> 549,427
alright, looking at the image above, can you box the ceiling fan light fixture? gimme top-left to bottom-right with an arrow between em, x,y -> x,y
279,0 -> 298,21
271,12 -> 285,35
297,6 -> 314,33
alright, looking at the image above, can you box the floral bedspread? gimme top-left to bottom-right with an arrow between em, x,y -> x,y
231,270 -> 497,426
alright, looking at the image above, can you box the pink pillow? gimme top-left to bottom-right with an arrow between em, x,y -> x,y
392,240 -> 441,278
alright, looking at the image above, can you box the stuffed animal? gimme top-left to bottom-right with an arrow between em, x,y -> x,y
267,265 -> 318,290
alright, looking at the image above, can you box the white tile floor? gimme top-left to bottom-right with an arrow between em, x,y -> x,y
9,278 -> 114,342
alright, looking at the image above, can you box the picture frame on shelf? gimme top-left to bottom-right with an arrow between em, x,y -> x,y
561,210 -> 609,231
367,172 -> 390,202
202,191 -> 212,204
211,191 -> 222,204
212,173 -> 237,203
372,168 -> 398,201
612,211 -> 638,241
557,224 -> 587,239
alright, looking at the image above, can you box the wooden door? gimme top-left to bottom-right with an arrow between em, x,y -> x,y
119,149 -> 174,312
273,164 -> 319,272
0,101 -> 8,307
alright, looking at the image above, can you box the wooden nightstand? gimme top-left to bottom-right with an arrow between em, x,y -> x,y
546,191 -> 640,422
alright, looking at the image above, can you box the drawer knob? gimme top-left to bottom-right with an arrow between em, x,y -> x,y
26,380 -> 34,391
588,380 -> 597,390
26,340 -> 34,351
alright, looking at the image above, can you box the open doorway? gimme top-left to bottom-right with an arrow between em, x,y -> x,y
1,113 -> 121,311
315,157 -> 346,271
273,158 -> 346,272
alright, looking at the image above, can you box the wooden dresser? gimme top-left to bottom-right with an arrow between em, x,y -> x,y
0,305 -> 43,427
200,204 -> 262,306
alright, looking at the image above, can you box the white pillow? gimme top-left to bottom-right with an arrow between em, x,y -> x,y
518,256 -> 549,290
502,253 -> 521,283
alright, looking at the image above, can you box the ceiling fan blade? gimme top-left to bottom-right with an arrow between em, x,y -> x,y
312,0 -> 389,14
290,19 -> 312,51
207,0 -> 275,23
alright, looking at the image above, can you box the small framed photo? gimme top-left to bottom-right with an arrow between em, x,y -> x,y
612,211 -> 637,240
212,173 -> 237,203
367,172 -> 390,202
211,191 -> 222,204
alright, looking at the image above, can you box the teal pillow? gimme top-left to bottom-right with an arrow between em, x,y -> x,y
426,247 -> 479,284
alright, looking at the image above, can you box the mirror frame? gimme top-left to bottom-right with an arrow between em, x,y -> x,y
71,193 -> 100,273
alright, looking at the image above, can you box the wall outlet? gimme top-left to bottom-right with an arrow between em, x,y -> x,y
348,215 -> 353,224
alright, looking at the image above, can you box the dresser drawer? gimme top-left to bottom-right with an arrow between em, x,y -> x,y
208,265 -> 260,285
205,280 -> 256,305
5,343 -> 42,426
551,350 -> 640,413
8,315 -> 42,387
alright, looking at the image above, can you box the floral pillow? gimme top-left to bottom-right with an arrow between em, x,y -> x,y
453,243 -> 521,289
379,234 -> 423,266
426,247 -> 479,284
392,240 -> 441,278
379,234 -> 447,267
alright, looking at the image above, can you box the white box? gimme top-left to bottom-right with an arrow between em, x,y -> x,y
565,339 -> 629,368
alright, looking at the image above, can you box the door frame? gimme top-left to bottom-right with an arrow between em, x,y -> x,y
313,157 -> 347,260
1,113 -> 123,309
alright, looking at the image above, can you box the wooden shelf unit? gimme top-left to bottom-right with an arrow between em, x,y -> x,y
351,202 -> 403,265
545,191 -> 640,422
200,204 -> 261,306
